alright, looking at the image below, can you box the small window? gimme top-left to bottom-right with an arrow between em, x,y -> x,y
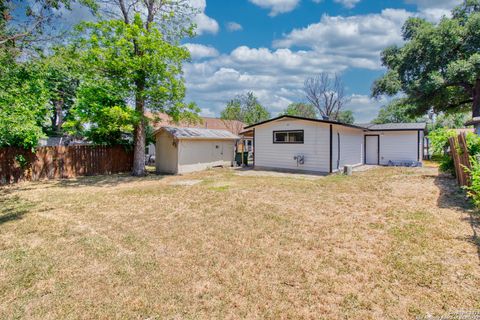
273,130 -> 304,144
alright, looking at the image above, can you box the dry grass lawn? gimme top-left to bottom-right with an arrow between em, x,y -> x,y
0,166 -> 479,319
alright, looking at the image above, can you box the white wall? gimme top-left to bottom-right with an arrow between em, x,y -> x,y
377,131 -> 421,165
254,119 -> 331,172
177,140 -> 235,174
155,132 -> 178,174
332,126 -> 364,171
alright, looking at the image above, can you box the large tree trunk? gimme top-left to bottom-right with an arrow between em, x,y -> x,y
55,100 -> 63,134
473,79 -> 480,135
132,81 -> 146,176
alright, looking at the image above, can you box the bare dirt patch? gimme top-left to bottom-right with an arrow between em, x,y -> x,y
169,179 -> 203,186
0,166 -> 479,319
234,168 -> 325,179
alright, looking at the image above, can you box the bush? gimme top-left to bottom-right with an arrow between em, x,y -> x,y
465,155 -> 480,207
428,128 -> 457,174
429,129 -> 480,177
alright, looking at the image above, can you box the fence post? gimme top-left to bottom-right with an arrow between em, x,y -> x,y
449,133 -> 472,187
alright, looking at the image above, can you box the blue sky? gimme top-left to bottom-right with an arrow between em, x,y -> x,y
183,0 -> 460,122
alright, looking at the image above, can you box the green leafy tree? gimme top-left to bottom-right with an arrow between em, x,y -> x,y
74,5 -> 199,175
40,48 -> 81,135
64,79 -> 138,145
0,0 -> 95,149
336,110 -> 355,124
372,1 -> 480,131
0,56 -> 49,149
373,99 -> 423,124
221,92 -> 270,126
428,128 -> 457,173
281,103 -> 317,118
429,112 -> 470,131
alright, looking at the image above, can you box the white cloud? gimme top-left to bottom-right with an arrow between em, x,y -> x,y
226,21 -> 243,32
345,95 -> 390,123
248,0 -> 300,16
274,9 -> 410,68
200,108 -> 216,117
190,0 -> 219,34
334,0 -> 361,9
405,0 -> 458,21
404,0 -> 459,10
183,44 -> 381,118
183,43 -> 219,59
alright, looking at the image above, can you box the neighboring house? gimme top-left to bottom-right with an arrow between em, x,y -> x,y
244,115 -> 426,173
38,136 -> 91,147
154,127 -> 239,174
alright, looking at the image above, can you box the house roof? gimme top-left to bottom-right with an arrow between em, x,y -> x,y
157,126 -> 240,140
243,115 -> 367,130
146,112 -> 246,135
356,122 -> 427,131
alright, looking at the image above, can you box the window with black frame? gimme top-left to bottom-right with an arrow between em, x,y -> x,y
273,130 -> 304,144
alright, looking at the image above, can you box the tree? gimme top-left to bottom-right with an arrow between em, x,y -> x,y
336,110 -> 355,124
281,103 -> 317,118
304,73 -> 350,120
372,0 -> 480,132
1,0 -> 97,50
40,48 -> 81,135
429,112 -> 470,131
0,56 -> 50,149
373,99 -> 423,124
75,1 -> 199,176
64,78 -> 138,145
221,92 -> 270,126
0,1 -> 95,149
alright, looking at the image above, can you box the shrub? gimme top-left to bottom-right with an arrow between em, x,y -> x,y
429,129 -> 480,176
428,128 -> 457,174
465,155 -> 480,207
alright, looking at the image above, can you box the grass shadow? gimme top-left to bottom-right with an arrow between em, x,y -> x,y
0,191 -> 35,225
434,173 -> 472,211
57,172 -> 167,188
434,173 -> 480,264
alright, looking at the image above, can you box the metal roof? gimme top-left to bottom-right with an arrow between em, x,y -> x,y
158,126 -> 240,140
355,123 -> 427,131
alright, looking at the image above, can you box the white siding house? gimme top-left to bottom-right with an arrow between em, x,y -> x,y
254,119 -> 331,172
332,126 -> 364,171
378,131 -> 421,165
155,127 -> 239,174
246,116 -> 426,173
361,123 -> 425,165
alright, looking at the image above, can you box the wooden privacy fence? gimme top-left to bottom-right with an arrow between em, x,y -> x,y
0,145 -> 133,185
449,133 -> 471,187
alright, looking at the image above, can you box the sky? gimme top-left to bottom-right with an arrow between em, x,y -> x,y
182,0 -> 461,122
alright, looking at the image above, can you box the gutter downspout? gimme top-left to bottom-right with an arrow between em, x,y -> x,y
329,125 -> 333,173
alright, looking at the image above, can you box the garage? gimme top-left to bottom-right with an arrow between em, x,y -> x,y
154,127 -> 239,174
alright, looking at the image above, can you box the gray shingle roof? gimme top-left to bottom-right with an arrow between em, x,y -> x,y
160,126 -> 239,140
355,123 -> 427,131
